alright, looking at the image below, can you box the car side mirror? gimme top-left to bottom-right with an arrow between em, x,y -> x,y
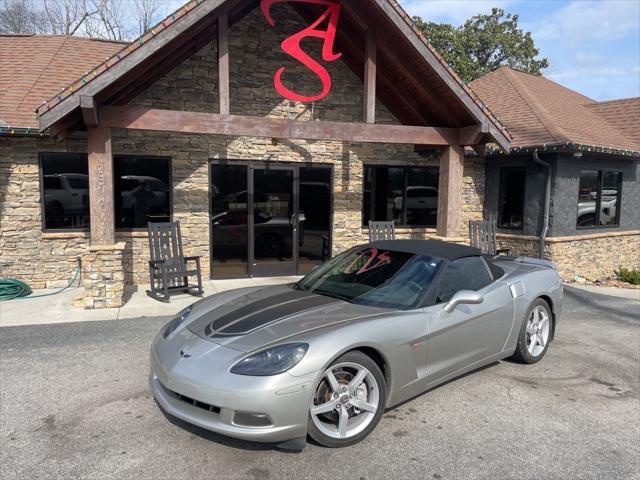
443,290 -> 484,313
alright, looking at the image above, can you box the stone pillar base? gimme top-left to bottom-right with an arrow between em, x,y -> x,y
72,242 -> 126,309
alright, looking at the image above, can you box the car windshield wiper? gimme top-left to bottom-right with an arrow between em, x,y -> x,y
311,289 -> 353,303
292,282 -> 308,291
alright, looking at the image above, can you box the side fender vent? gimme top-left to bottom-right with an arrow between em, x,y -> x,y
510,282 -> 526,298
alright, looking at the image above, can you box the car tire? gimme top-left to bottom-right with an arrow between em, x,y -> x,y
511,298 -> 553,364
308,351 -> 386,448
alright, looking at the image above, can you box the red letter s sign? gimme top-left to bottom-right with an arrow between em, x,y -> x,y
260,0 -> 342,103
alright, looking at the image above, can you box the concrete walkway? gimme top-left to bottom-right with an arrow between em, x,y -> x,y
0,276 -> 301,327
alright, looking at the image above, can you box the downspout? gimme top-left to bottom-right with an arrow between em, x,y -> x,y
532,150 -> 551,259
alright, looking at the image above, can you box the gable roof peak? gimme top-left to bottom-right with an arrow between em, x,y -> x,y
31,0 -> 511,149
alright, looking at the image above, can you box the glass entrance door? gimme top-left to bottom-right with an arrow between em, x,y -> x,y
251,166 -> 298,277
211,161 -> 332,279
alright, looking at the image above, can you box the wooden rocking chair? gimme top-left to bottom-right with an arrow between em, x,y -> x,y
147,221 -> 203,302
469,219 -> 511,256
368,220 -> 396,242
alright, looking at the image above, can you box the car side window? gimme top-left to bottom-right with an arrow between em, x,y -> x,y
434,257 -> 493,304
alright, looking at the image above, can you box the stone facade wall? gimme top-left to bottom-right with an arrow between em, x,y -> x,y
0,136 -> 89,288
72,242 -> 126,309
0,5 -> 485,291
547,232 -> 640,281
496,234 -> 542,259
496,232 -> 640,281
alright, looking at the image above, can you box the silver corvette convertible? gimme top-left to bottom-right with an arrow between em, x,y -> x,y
150,240 -> 562,449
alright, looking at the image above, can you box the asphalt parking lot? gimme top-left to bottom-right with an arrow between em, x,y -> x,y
1,286 -> 638,480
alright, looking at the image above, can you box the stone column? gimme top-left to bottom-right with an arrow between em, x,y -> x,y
73,242 -> 126,309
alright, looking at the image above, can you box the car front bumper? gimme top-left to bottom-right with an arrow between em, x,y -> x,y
149,330 -> 317,444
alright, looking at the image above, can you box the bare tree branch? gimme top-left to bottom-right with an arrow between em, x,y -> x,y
134,0 -> 162,36
1,0 -> 180,40
0,0 -> 47,34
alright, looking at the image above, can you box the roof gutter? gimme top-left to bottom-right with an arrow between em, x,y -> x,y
532,150 -> 551,259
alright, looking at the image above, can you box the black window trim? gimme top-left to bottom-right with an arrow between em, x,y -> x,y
38,152 -> 173,233
39,151 -> 90,233
576,168 -> 622,230
423,255 -> 493,307
208,159 -> 334,280
497,165 -> 526,231
114,154 -> 173,232
362,164 -> 440,228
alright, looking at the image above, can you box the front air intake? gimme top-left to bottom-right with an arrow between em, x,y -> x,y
159,381 -> 221,414
233,411 -> 273,427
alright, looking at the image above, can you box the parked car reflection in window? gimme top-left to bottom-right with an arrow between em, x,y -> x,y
40,153 -> 90,230
114,156 -> 171,229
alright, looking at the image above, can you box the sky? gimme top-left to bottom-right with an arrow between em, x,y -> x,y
401,0 -> 640,101
136,0 -> 639,101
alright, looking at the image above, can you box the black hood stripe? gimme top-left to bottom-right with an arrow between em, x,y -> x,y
220,294 -> 339,334
209,290 -> 305,333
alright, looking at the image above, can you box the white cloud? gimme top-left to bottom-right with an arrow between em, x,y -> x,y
574,51 -> 602,64
400,0 -> 513,25
547,65 -> 634,80
531,0 -> 640,42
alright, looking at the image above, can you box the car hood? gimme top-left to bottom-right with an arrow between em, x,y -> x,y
186,284 -> 387,352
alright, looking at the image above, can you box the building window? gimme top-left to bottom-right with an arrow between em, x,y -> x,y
114,155 -> 171,229
40,153 -> 90,230
577,169 -> 622,228
498,167 -> 526,229
363,166 -> 439,227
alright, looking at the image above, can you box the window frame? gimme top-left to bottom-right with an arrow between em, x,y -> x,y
362,164 -> 440,228
113,154 -> 173,231
38,152 -> 173,233
497,166 -> 527,230
38,152 -> 90,233
422,256 -> 494,307
576,169 -> 622,230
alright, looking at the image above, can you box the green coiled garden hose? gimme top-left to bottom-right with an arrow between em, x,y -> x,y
0,257 -> 82,301
0,278 -> 32,300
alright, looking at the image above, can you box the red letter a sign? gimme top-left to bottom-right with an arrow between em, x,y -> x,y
260,0 -> 342,103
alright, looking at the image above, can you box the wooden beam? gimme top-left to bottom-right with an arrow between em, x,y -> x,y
218,11 -> 230,115
87,126 -> 115,245
98,106 -> 460,145
436,145 -> 465,237
50,113 -> 81,141
472,144 -> 487,157
38,0 -> 231,131
458,124 -> 486,145
370,0 -> 511,150
334,21 -> 434,126
363,29 -> 376,124
80,96 -> 98,127
338,0 -> 456,126
293,1 -> 437,126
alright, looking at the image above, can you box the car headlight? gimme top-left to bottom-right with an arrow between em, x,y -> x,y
230,343 -> 309,376
163,305 -> 192,339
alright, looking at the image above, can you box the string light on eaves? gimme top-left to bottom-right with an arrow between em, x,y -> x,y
488,142 -> 638,157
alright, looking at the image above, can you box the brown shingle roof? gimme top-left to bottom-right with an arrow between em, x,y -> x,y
470,66 -> 640,154
585,97 -> 640,145
0,34 -> 125,129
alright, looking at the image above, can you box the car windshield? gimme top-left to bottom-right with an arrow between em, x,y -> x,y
296,247 -> 443,309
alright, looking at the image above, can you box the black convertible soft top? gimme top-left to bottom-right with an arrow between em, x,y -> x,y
367,239 -> 481,261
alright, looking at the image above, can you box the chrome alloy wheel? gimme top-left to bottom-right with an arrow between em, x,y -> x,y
526,305 -> 550,357
310,362 -> 380,440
